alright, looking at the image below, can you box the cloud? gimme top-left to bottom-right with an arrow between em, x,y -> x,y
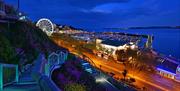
67,0 -> 130,9
81,3 -> 126,14
4,0 -> 180,28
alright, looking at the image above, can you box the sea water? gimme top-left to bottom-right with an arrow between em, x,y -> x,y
89,29 -> 180,59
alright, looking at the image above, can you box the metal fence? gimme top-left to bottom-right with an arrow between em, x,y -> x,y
0,63 -> 18,90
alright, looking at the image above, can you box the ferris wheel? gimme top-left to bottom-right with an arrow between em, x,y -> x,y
36,18 -> 54,36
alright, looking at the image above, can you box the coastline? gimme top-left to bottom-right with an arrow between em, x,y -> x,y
85,28 -> 180,59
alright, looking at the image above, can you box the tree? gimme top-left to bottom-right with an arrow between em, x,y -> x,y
122,69 -> 128,81
0,34 -> 18,64
115,50 -> 126,62
136,50 -> 157,67
125,48 -> 138,59
5,4 -> 17,15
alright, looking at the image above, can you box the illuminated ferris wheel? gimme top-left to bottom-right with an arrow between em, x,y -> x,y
36,18 -> 54,36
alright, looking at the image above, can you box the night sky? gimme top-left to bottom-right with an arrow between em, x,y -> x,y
5,0 -> 180,28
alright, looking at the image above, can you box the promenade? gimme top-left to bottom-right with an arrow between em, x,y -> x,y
53,37 -> 180,91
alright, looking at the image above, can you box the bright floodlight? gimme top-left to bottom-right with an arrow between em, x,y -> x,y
36,18 -> 54,36
95,77 -> 106,83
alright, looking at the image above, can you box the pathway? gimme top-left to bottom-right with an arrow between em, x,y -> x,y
3,54 -> 45,91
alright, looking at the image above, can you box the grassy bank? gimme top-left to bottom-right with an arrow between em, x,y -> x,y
0,20 -> 65,65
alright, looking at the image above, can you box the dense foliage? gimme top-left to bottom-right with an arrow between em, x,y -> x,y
64,83 -> 86,91
0,34 -> 18,63
52,54 -> 106,91
0,21 -> 63,64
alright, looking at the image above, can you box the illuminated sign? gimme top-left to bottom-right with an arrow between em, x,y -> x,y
157,68 -> 176,75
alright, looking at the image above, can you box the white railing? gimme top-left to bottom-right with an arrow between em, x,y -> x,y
0,63 -> 18,90
45,50 -> 68,77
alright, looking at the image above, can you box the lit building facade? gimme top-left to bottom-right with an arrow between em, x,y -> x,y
96,39 -> 138,60
156,57 -> 180,81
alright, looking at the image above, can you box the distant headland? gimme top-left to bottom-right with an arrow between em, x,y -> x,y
104,26 -> 180,30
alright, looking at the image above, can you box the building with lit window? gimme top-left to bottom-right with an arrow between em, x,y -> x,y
157,57 -> 180,81
96,39 -> 138,60
96,39 -> 138,52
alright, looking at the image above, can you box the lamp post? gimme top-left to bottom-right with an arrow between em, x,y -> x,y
18,0 -> 19,12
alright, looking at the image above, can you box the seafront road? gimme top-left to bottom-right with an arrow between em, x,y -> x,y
53,38 -> 180,91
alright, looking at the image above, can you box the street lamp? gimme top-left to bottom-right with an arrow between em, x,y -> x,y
17,0 -> 19,12
95,77 -> 106,83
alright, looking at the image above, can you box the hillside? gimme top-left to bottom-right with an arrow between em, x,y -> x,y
0,20 -> 66,65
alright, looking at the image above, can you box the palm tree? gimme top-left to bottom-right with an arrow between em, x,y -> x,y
122,69 -> 128,81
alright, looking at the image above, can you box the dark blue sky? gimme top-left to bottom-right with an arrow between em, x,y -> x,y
5,0 -> 180,28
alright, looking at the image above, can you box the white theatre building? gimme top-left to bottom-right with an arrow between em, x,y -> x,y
96,39 -> 138,60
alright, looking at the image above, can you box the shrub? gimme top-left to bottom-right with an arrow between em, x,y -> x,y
64,83 -> 86,91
